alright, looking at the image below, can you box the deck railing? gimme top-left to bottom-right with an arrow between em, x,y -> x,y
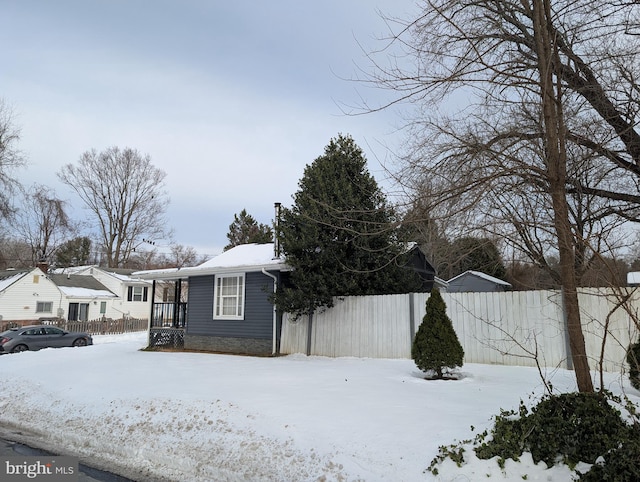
151,302 -> 187,329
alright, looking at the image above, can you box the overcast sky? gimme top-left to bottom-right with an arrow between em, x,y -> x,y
3,0 -> 417,258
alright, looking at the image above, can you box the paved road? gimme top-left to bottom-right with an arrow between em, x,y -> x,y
0,438 -> 134,482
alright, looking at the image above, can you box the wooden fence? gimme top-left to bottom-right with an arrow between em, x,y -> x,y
280,288 -> 640,372
49,318 -> 148,335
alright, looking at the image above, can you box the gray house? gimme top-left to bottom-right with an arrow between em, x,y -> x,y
136,243 -> 288,355
446,270 -> 511,293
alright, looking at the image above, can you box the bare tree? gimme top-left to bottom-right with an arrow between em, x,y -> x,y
168,243 -> 203,268
126,243 -> 203,270
0,236 -> 31,269
12,184 -> 73,266
0,100 -> 26,219
58,147 -> 169,268
362,0 -> 640,392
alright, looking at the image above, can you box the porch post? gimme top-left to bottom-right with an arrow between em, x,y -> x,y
173,279 -> 182,328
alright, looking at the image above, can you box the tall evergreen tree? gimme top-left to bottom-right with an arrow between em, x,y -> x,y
224,209 -> 273,251
275,134 -> 421,318
412,289 -> 464,379
54,236 -> 92,267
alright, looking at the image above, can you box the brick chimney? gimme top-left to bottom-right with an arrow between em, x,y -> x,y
36,259 -> 49,274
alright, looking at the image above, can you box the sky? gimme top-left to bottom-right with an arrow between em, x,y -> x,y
2,0 -> 418,258
2,331 -> 636,481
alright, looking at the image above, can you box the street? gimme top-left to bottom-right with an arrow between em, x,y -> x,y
0,438 -> 134,482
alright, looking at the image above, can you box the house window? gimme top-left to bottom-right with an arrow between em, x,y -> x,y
213,274 -> 245,320
127,286 -> 148,302
68,303 -> 89,321
36,301 -> 53,313
100,301 -> 107,314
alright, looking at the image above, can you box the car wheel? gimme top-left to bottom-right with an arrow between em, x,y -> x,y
11,344 -> 28,353
72,338 -> 88,347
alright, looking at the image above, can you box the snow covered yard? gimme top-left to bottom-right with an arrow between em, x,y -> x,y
0,332 -> 637,481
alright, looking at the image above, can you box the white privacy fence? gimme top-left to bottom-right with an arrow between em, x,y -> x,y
280,289 -> 640,372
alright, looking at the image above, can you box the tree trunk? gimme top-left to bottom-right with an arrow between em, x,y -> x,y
532,0 -> 593,392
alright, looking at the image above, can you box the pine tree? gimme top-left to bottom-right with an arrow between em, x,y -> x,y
54,237 -> 92,267
224,209 -> 273,251
412,289 -> 464,379
275,134 -> 421,318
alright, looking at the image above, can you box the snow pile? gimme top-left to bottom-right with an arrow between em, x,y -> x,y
0,332 -> 637,481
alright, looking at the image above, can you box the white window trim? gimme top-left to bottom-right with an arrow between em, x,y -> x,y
132,286 -> 143,301
213,273 -> 245,320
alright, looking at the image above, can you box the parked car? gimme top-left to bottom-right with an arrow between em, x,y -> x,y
0,325 -> 93,354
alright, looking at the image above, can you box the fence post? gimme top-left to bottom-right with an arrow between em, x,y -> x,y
306,311 -> 314,356
409,292 -> 415,353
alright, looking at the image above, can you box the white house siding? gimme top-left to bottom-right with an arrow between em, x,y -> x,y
0,270 -> 63,322
280,289 -> 640,372
110,291 -> 151,320
77,268 -> 151,320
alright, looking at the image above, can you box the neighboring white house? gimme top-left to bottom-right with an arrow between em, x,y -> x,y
0,268 -> 61,324
0,266 -> 153,325
48,273 -> 118,321
57,266 -> 153,320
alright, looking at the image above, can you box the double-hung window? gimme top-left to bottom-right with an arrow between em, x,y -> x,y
127,286 -> 149,302
213,273 -> 245,320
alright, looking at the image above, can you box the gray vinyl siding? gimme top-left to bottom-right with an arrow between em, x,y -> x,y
447,274 -> 509,293
186,271 -> 275,339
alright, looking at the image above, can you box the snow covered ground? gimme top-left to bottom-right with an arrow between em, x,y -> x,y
0,331 -> 638,481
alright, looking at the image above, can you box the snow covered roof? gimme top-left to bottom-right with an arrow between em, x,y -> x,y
433,276 -> 449,290
134,243 -> 288,280
49,274 -> 117,299
51,265 -> 92,275
0,269 -> 29,292
447,270 -> 511,286
52,265 -> 149,283
57,286 -> 117,298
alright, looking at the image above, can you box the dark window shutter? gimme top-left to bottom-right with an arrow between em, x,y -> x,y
143,286 -> 148,302
127,286 -> 133,301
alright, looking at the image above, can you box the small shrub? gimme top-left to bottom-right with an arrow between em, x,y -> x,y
412,289 -> 464,379
627,339 -> 640,390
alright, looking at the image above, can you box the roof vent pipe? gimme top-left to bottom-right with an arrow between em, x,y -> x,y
273,202 -> 281,259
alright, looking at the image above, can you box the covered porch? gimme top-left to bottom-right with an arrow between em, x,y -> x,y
148,279 -> 187,349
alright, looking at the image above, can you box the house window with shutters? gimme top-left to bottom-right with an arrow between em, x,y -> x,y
127,286 -> 148,302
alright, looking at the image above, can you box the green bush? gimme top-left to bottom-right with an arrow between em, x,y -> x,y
473,392 -> 640,480
412,289 -> 463,379
429,391 -> 640,480
578,436 -> 640,481
627,339 -> 640,391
